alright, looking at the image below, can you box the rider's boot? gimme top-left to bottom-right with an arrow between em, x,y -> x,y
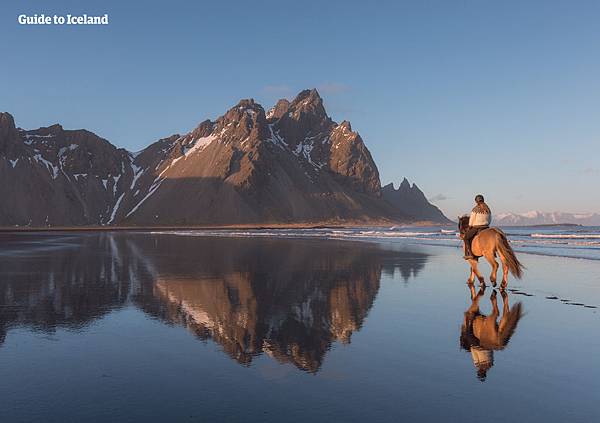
463,240 -> 475,260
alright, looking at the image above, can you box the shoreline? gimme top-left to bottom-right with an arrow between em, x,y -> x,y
5,224 -> 597,262
0,221 -> 454,233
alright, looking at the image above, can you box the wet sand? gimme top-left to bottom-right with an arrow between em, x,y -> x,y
0,232 -> 598,422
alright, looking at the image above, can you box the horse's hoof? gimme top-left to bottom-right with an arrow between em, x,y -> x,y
491,280 -> 497,287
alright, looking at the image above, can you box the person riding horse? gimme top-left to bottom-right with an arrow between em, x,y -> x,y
464,194 -> 491,260
458,197 -> 523,287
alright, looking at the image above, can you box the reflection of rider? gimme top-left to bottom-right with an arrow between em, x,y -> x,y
463,194 -> 491,259
460,286 -> 523,381
460,287 -> 495,381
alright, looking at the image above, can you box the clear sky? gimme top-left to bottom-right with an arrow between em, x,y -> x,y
2,0 -> 600,217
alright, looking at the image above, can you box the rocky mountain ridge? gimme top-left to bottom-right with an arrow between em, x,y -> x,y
0,89 -> 450,226
381,178 -> 448,223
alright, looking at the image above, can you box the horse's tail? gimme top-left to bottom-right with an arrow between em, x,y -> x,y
499,302 -> 524,347
496,231 -> 524,279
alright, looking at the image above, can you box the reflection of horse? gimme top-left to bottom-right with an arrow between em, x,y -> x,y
460,286 -> 524,381
458,216 -> 524,288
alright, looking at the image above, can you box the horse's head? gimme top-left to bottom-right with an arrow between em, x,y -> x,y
457,215 -> 470,238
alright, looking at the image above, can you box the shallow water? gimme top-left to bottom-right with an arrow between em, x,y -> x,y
0,232 -> 598,422
157,225 -> 600,260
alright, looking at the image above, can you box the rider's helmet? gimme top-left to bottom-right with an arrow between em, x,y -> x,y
475,194 -> 485,203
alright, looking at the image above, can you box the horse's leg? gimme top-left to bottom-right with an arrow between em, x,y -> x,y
490,290 -> 499,318
498,290 -> 510,333
468,286 -> 485,312
468,283 -> 477,300
469,259 -> 485,285
498,252 -> 509,290
485,252 -> 499,287
466,242 -> 476,284
467,266 -> 476,284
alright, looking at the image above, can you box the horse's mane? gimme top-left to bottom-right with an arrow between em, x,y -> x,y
458,215 -> 472,237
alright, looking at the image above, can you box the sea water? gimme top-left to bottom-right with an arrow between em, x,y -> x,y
0,232 -> 598,422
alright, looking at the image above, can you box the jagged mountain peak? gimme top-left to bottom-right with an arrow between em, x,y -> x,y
46,123 -> 64,133
1,96 -> 451,226
330,121 -> 360,145
266,99 -> 291,121
224,98 -> 266,119
214,99 -> 269,144
382,178 -> 450,223
188,119 -> 214,139
0,112 -> 18,140
236,98 -> 262,109
0,112 -> 22,157
338,120 -> 352,132
288,88 -> 328,120
292,88 -> 322,104
0,111 -> 16,129
224,99 -> 267,125
384,177 -> 422,193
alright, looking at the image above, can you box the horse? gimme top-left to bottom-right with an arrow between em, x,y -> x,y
458,216 -> 524,288
460,286 -> 524,381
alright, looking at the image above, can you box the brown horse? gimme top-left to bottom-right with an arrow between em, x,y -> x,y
460,286 -> 524,381
458,216 -> 524,288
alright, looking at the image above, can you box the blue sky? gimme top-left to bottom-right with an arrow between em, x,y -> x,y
2,0 -> 600,217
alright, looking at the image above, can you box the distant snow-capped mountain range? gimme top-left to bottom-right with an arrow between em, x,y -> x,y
494,211 -> 600,226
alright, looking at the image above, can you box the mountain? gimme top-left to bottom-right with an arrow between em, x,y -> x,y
382,178 -> 450,223
494,211 -> 600,226
0,89 -> 450,227
0,113 -> 135,226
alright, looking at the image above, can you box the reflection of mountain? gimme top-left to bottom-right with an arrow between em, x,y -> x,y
381,250 -> 429,282
0,233 -> 133,344
0,233 -> 429,372
135,237 -> 391,372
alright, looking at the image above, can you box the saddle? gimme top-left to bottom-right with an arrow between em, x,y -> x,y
464,226 -> 489,259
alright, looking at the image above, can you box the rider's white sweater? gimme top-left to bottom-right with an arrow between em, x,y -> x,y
469,203 -> 491,227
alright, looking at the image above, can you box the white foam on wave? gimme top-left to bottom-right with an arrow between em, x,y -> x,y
531,233 -> 600,239
354,231 -> 446,237
148,227 -> 600,260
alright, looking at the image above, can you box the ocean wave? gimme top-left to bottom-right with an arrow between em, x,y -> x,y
531,233 -> 600,239
149,228 -> 600,260
353,231 -> 450,237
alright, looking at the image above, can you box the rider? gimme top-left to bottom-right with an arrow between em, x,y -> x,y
464,194 -> 491,259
